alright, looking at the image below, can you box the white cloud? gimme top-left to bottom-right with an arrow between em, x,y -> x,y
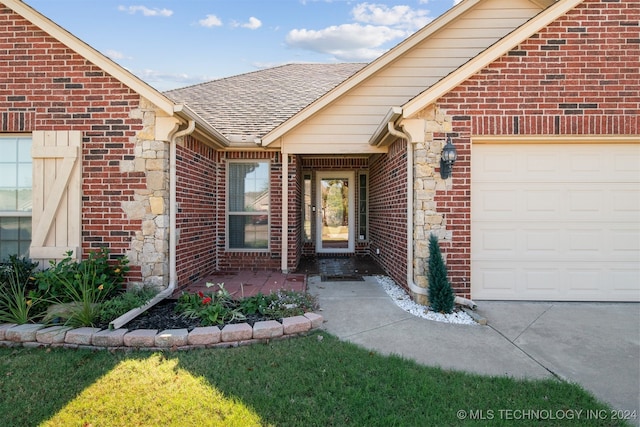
286,2 -> 435,62
117,5 -> 173,17
243,17 -> 262,30
135,69 -> 215,91
104,49 -> 126,60
286,23 -> 405,61
231,16 -> 262,30
199,14 -> 223,28
352,3 -> 431,31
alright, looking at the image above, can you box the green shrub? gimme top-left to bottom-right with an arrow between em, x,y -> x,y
263,289 -> 318,319
98,288 -> 158,325
0,255 -> 39,292
238,293 -> 270,316
36,248 -> 129,303
36,248 -> 130,327
175,284 -> 318,326
427,234 -> 455,314
0,257 -> 44,324
176,283 -> 246,326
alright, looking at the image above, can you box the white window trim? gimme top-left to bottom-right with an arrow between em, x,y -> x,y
226,159 -> 271,252
0,134 -> 33,259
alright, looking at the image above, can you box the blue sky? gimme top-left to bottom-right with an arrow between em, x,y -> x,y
24,0 -> 461,91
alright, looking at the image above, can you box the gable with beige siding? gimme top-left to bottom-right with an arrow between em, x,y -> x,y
277,0 -> 552,154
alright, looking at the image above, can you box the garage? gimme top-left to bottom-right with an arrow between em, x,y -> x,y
471,142 -> 640,301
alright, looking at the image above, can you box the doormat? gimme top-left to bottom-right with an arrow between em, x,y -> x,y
321,274 -> 365,282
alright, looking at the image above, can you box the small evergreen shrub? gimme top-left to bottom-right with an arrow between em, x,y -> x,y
427,234 -> 455,314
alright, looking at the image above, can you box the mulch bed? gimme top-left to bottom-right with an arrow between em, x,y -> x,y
102,299 -> 271,331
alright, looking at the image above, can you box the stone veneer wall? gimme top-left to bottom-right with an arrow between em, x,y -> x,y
120,98 -> 171,291
410,105 -> 467,303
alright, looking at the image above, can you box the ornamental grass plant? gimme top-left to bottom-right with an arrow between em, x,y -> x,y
0,257 -> 44,324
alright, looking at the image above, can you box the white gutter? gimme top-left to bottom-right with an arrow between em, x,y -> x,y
370,107 -> 403,146
109,120 -> 196,329
385,121 -> 427,298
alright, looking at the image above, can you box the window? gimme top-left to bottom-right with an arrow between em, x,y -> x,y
0,136 -> 32,260
227,161 -> 269,250
358,172 -> 368,241
303,173 -> 312,242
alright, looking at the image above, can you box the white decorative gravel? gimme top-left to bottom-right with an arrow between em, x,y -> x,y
374,276 -> 477,325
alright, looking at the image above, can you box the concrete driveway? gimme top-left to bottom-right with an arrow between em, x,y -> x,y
308,276 -> 640,422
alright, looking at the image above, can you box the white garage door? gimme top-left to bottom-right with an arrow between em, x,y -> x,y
472,143 -> 640,301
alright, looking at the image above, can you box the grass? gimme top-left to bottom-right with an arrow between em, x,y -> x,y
0,332 -> 630,427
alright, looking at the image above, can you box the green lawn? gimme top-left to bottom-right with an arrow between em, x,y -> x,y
0,332 -> 629,426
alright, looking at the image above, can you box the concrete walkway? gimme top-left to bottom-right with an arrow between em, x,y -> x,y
308,276 -> 640,421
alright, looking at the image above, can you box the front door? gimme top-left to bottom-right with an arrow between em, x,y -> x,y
316,171 -> 354,253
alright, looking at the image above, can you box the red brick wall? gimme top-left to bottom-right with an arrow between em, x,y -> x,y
369,140 -> 408,289
175,136 -> 218,287
0,4 -> 144,282
436,0 -> 639,297
288,155 -> 303,269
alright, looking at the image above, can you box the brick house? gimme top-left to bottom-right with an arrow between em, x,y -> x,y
1,0 -> 638,303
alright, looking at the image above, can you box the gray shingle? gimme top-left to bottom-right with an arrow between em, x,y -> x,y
164,63 -> 366,140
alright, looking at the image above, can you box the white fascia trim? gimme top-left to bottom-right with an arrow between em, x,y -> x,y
369,107 -> 404,146
403,0 -> 584,119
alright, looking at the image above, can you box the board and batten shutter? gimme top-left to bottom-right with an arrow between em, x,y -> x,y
30,130 -> 82,260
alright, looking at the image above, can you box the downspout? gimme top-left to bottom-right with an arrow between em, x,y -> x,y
385,122 -> 420,300
167,120 -> 196,294
387,122 -> 476,310
109,119 -> 196,329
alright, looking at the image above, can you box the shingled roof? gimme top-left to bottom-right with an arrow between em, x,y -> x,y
164,63 -> 366,142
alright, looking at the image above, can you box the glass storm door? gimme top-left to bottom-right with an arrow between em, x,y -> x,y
316,171 -> 354,253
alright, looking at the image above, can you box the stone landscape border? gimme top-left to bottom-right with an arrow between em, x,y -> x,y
0,312 -> 323,351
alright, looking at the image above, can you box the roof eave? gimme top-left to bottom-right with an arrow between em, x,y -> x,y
369,107 -> 403,147
260,0 -> 483,147
173,105 -> 231,148
403,0 -> 583,118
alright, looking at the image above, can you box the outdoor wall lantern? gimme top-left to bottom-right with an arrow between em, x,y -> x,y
440,137 -> 458,179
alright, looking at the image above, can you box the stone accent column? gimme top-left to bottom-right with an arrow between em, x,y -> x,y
121,98 -> 175,291
411,104 -> 453,305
